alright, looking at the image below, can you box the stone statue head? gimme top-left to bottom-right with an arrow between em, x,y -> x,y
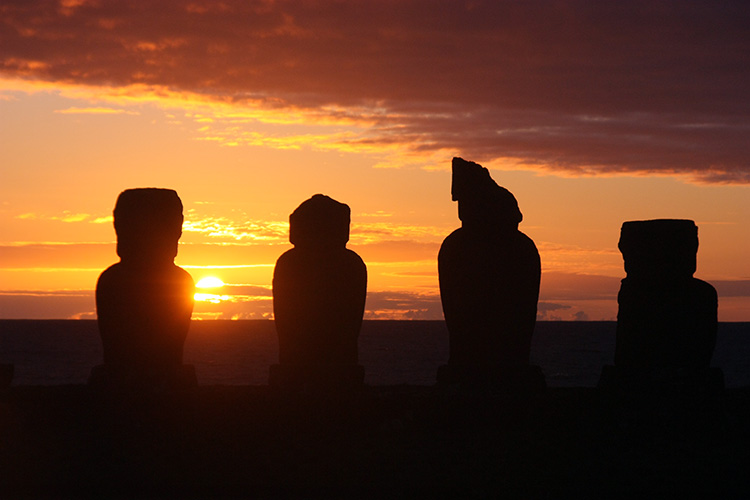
289,194 -> 350,250
113,188 -> 184,263
618,219 -> 698,279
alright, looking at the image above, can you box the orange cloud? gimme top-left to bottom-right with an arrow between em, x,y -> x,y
182,216 -> 288,243
54,106 -> 139,115
15,211 -> 111,223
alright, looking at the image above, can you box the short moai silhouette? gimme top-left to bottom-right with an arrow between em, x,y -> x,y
90,188 -> 196,391
270,194 -> 367,391
607,219 -> 720,392
437,157 -> 544,391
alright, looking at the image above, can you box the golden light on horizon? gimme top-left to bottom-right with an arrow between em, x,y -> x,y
194,293 -> 232,304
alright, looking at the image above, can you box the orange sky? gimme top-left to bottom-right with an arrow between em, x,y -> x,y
1,1 -> 749,320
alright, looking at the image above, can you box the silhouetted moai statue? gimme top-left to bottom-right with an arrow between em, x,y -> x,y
605,219 -> 721,394
270,194 -> 367,391
437,157 -> 544,391
0,364 -> 12,389
90,188 -> 196,391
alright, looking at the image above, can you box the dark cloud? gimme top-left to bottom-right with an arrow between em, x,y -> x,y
364,290 -> 443,319
572,310 -> 589,321
2,0 -> 749,181
536,301 -> 572,321
712,280 -> 750,298
538,302 -> 573,312
0,290 -> 94,319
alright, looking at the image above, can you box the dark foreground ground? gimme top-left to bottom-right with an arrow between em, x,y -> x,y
2,384 -> 749,498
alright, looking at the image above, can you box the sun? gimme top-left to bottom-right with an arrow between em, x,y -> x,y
196,276 -> 225,289
194,276 -> 229,304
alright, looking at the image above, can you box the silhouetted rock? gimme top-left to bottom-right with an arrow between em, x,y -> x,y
438,158 -> 543,391
601,219 -> 722,401
90,188 -> 196,391
271,194 -> 367,391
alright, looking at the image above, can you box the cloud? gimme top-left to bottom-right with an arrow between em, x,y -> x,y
364,290 -> 443,320
5,276 -> 745,320
712,280 -> 750,298
0,289 -> 94,319
1,0 -> 748,182
536,301 -> 572,321
17,211 -> 96,223
182,215 -> 289,242
54,106 -> 139,115
572,310 -> 589,321
190,288 -> 445,320
14,211 -> 113,225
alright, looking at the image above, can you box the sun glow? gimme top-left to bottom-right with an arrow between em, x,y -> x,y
196,276 -> 225,289
194,277 -> 227,303
194,292 -> 232,304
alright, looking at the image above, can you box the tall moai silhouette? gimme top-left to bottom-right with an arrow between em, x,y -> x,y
613,219 -> 719,384
438,157 -> 543,390
270,194 -> 367,391
90,188 -> 196,390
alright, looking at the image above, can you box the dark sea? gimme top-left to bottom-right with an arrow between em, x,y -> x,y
1,320 -> 749,387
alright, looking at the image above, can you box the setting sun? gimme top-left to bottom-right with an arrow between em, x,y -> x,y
194,276 -> 229,304
196,277 -> 225,289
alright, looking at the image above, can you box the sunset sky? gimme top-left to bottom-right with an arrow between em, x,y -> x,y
1,0 -> 749,321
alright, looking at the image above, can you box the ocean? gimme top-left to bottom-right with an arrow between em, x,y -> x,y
1,320 -> 749,387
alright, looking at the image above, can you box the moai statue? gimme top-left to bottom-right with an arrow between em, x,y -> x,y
270,194 -> 367,391
0,364 -> 12,389
614,219 -> 718,383
90,188 -> 196,390
438,157 -> 543,390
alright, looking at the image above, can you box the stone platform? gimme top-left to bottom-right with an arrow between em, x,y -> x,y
1,385 -> 749,497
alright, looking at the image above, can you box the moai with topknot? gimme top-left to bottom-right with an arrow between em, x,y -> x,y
91,188 -> 195,390
270,194 -> 367,391
438,157 -> 543,391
